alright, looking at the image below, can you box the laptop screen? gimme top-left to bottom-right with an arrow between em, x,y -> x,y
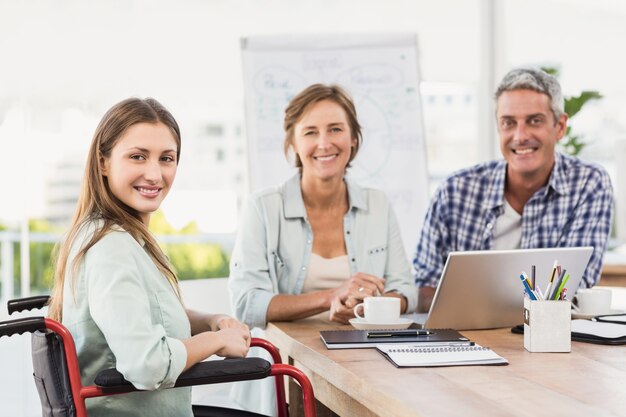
416,247 -> 593,330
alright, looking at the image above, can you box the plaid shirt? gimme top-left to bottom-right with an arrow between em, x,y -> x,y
413,152 -> 614,289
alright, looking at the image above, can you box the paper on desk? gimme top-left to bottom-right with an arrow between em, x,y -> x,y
571,319 -> 626,339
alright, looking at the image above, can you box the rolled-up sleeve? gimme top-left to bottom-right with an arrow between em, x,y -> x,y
383,203 -> 418,313
85,235 -> 187,390
229,196 -> 277,329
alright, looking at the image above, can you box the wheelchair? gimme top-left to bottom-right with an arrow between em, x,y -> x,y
0,296 -> 316,417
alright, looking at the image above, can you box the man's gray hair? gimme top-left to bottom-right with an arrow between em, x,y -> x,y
495,67 -> 564,122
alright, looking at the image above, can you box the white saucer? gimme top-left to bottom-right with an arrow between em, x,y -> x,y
349,317 -> 413,330
571,309 -> 625,320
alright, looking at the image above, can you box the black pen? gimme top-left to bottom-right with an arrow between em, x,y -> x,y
366,330 -> 433,338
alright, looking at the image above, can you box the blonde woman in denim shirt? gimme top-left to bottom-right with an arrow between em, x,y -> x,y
230,84 -> 416,330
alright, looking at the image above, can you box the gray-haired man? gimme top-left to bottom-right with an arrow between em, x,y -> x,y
413,68 -> 614,312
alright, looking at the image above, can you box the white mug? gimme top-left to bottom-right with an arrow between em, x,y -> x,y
573,288 -> 612,316
353,297 -> 400,323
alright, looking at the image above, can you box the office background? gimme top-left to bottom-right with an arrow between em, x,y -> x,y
2,1 -> 626,415
3,0 -> 626,238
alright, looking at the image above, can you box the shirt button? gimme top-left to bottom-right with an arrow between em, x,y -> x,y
307,240 -> 311,244
351,258 -> 356,262
346,230 -> 351,234
486,223 -> 493,230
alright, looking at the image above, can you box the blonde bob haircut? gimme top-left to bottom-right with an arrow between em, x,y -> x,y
48,98 -> 182,321
283,84 -> 362,171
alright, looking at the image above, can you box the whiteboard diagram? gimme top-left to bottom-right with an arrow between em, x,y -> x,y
241,33 -> 429,258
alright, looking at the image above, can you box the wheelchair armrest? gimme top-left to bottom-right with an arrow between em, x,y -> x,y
0,317 -> 47,338
8,296 -> 51,314
94,357 -> 271,393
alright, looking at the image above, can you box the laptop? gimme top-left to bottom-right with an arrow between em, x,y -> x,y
413,247 -> 594,330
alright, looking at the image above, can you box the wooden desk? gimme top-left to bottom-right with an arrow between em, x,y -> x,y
266,319 -> 626,417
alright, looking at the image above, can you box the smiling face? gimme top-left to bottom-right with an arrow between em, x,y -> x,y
496,89 -> 567,185
292,99 -> 357,184
101,122 -> 178,225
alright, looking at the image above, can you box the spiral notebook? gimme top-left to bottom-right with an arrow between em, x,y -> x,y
377,344 -> 508,367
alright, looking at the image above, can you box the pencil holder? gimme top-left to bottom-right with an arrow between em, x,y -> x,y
523,298 -> 571,353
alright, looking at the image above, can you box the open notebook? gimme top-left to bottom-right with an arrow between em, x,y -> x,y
377,344 -> 508,367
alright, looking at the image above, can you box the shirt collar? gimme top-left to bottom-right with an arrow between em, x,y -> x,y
546,152 -> 569,196
486,152 -> 568,210
345,174 -> 368,211
517,151 -> 568,199
282,173 -> 368,219
484,160 -> 507,210
110,223 -> 146,247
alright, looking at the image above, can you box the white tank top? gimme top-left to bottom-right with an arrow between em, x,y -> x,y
301,253 -> 351,293
493,199 -> 522,250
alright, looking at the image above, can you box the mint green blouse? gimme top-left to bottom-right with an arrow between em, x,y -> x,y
62,223 -> 191,417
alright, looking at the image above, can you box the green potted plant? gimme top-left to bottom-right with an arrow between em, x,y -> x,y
542,67 -> 602,156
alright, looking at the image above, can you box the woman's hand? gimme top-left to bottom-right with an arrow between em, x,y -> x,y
214,315 -> 249,333
333,272 -> 386,305
188,309 -> 250,336
211,315 -> 251,357
214,327 -> 251,358
215,316 -> 251,347
328,273 -> 386,323
182,318 -> 251,369
328,296 -> 355,324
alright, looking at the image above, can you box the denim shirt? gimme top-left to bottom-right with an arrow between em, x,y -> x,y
229,174 -> 417,329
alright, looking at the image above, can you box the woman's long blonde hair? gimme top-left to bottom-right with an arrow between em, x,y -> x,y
48,98 -> 182,321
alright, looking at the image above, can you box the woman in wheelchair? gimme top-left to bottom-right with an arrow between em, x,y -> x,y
47,97 -> 251,417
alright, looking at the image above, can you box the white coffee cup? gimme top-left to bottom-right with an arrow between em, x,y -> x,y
353,297 -> 400,323
572,288 -> 612,316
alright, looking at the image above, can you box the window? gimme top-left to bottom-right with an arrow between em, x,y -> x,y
2,0 -> 625,300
